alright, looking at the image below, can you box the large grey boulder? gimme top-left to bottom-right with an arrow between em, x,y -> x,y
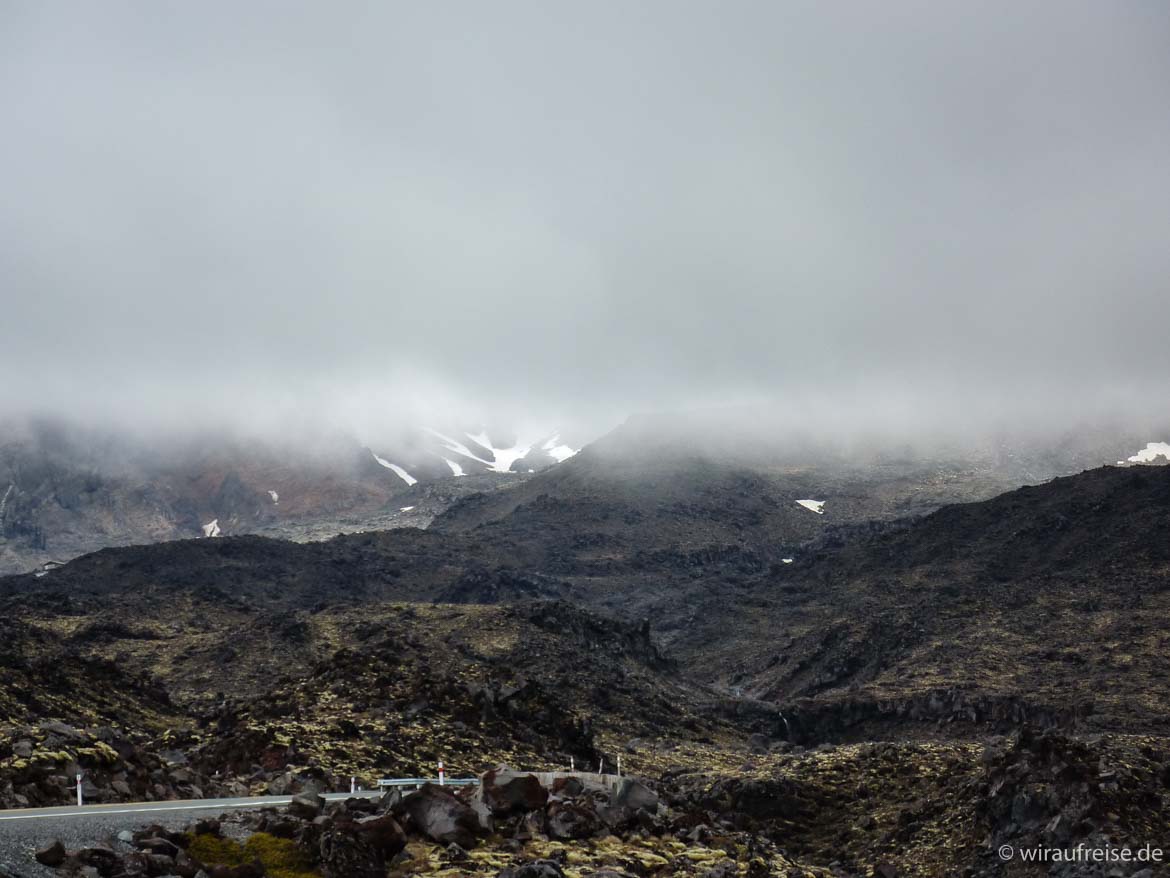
612,777 -> 659,814
399,783 -> 482,848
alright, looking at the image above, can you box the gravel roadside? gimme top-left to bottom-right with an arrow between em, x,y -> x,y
0,804 -> 251,877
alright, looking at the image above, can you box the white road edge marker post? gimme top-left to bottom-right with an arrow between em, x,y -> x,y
617,755 -> 622,777
76,773 -> 83,807
570,756 -> 574,772
350,777 -> 356,795
438,760 -> 445,787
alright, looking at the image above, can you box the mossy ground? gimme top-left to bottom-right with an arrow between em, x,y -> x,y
187,831 -> 316,878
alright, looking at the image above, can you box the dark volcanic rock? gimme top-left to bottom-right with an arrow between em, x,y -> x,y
288,791 -> 325,820
318,826 -> 384,878
546,800 -> 600,840
478,768 -> 549,815
612,777 -> 659,814
34,840 -> 66,867
355,813 -> 407,855
398,783 -> 482,847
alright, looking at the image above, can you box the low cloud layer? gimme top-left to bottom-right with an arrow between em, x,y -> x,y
3,2 -> 1168,440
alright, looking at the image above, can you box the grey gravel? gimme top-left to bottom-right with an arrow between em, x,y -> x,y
0,804 -> 259,877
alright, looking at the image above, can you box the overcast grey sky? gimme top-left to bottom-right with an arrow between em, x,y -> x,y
2,1 -> 1168,438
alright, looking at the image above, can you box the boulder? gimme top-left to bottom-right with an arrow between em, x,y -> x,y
378,787 -> 402,812
144,852 -> 178,874
478,768 -> 549,815
288,791 -> 325,820
137,836 -> 180,857
444,842 -> 470,863
39,721 -> 84,741
265,818 -> 299,839
399,783 -> 482,848
76,846 -> 120,874
546,800 -> 600,840
265,772 -> 295,796
318,827 -> 384,878
355,813 -> 407,855
612,778 -> 659,814
35,840 -> 66,867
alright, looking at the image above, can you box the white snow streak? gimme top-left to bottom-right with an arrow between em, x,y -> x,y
444,458 -> 466,477
424,428 -> 531,474
370,451 -> 418,486
268,490 -> 279,504
541,434 -> 578,462
796,499 -> 825,515
202,519 -> 221,537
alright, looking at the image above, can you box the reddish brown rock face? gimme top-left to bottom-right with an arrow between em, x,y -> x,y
479,769 -> 550,816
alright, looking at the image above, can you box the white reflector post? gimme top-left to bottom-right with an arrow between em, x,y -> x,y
438,760 -> 445,786
76,773 -> 82,807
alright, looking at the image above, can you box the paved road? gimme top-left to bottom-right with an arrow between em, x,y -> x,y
0,792 -> 383,877
0,776 -> 500,875
0,791 -> 382,823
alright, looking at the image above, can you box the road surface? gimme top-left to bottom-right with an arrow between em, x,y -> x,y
0,791 -> 383,877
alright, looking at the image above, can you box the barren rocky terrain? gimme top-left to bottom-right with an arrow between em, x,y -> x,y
2,422 -> 1169,876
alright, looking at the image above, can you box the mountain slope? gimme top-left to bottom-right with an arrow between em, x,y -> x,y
6,459 -> 1169,740
682,463 -> 1170,738
0,419 -> 577,575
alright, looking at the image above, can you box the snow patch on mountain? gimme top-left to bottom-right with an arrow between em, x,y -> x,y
796,499 -> 826,515
425,429 -> 492,468
268,490 -> 279,504
400,505 -> 415,512
425,428 -> 532,474
466,431 -> 532,473
542,434 -> 578,462
444,458 -> 466,477
1118,442 -> 1170,465
370,451 -> 418,486
202,519 -> 221,537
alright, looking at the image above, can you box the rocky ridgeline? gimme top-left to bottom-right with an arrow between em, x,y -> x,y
32,768 -> 835,878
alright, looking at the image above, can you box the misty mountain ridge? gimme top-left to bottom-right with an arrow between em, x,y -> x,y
0,417 -> 587,575
2,409 -> 1167,575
